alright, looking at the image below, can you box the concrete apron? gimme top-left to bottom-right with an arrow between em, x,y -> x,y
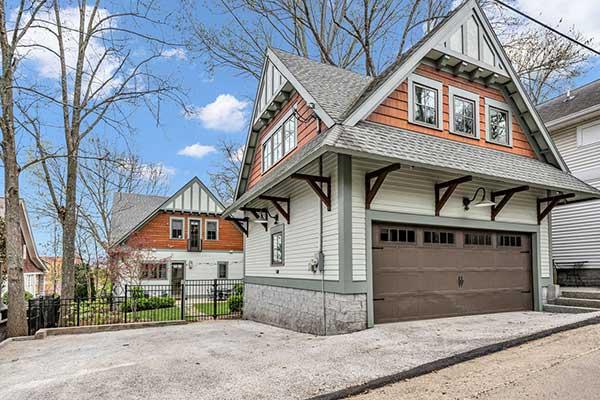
310,314 -> 600,400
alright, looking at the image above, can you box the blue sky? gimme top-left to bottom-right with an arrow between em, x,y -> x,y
5,0 -> 600,252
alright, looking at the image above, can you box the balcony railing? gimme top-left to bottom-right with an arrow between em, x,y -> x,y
187,238 -> 202,252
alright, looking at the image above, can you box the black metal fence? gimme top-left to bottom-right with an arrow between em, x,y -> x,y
27,279 -> 244,335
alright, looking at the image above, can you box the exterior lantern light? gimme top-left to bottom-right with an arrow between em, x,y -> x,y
463,187 -> 496,210
253,209 -> 279,225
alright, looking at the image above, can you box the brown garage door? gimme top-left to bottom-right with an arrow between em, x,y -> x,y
373,224 -> 533,324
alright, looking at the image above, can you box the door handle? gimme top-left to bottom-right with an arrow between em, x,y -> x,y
521,290 -> 531,294
373,298 -> 385,301
457,274 -> 464,288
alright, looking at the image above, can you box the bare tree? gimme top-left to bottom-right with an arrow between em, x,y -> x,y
23,0 -> 182,300
208,139 -> 243,204
483,1 -> 592,103
181,0 -> 454,79
0,0 -> 50,337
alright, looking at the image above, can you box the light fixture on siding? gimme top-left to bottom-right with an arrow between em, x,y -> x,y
253,209 -> 279,225
463,187 -> 496,210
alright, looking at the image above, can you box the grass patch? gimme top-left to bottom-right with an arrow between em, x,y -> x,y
194,301 -> 230,316
127,306 -> 181,321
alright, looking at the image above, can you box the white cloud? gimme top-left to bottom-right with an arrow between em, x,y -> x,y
515,0 -> 600,42
177,143 -> 216,159
185,94 -> 249,132
161,48 -> 187,60
15,7 -> 122,96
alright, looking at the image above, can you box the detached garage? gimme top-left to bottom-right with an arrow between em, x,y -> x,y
372,223 -> 533,323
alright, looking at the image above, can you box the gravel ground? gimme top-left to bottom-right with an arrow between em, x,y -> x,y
350,324 -> 600,400
1,311 -> 599,400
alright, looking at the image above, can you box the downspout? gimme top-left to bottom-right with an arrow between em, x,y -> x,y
319,155 -> 326,336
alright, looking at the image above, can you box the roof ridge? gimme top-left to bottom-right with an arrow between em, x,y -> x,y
538,77 -> 600,108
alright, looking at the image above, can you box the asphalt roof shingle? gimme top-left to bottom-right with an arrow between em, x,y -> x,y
537,79 -> 600,123
271,48 -> 373,122
330,122 -> 599,195
110,192 -> 168,244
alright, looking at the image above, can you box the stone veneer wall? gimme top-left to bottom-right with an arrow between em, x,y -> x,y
0,320 -> 7,343
557,269 -> 600,287
244,283 -> 367,335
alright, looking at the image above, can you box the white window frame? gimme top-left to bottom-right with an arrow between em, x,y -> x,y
484,98 -> 512,147
577,120 -> 600,148
270,224 -> 285,266
261,105 -> 298,174
407,74 -> 443,131
217,262 -> 228,279
448,86 -> 480,139
205,219 -> 219,241
169,217 -> 185,240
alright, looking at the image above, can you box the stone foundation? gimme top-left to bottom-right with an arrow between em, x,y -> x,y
244,283 -> 367,335
557,269 -> 600,287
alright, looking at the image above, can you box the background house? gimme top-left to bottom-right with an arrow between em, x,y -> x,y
110,177 -> 244,290
0,198 -> 46,298
538,82 -> 600,286
224,0 -> 599,335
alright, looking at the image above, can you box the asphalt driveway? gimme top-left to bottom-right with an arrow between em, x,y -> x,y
1,311 -> 599,400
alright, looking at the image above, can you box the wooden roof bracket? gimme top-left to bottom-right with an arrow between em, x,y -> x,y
435,175 -> 473,216
240,207 -> 268,231
259,195 -> 290,224
365,163 -> 401,209
291,173 -> 331,211
537,193 -> 575,224
225,216 -> 249,236
491,185 -> 530,221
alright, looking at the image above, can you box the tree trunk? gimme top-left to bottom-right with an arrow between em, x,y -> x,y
60,153 -> 78,299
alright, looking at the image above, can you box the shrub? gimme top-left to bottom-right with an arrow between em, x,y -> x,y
2,290 -> 33,305
232,283 -> 244,296
122,294 -> 175,313
227,294 -> 243,313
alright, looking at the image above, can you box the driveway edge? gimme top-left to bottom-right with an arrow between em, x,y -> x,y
308,314 -> 600,400
32,320 -> 188,339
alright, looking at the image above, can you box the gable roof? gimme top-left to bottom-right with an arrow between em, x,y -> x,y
0,198 -> 45,272
537,79 -> 600,126
110,177 -> 225,246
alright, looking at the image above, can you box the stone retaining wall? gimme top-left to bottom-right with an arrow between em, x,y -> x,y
244,283 -> 367,335
557,269 -> 600,287
0,319 -> 7,343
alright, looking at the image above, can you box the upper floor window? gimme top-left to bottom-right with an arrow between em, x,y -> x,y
485,98 -> 512,146
408,74 -> 443,130
170,218 -> 184,240
206,220 -> 218,241
577,121 -> 600,147
449,86 -> 480,139
262,111 -> 297,173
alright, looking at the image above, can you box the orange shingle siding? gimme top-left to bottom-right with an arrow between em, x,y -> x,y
125,211 -> 243,252
247,93 -> 319,190
367,64 -> 536,158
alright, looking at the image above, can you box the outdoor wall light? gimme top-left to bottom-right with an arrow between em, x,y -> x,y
253,209 -> 279,225
463,187 -> 496,210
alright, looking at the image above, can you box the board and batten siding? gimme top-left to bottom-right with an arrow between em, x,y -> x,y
352,157 -> 550,280
551,123 -> 600,269
244,153 -> 339,281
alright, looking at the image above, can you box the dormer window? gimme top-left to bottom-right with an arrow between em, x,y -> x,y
485,98 -> 512,146
408,74 -> 443,130
449,86 -> 480,139
262,110 -> 297,173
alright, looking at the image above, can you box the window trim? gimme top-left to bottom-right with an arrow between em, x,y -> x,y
484,98 -> 512,147
205,219 -> 219,241
141,262 -> 168,280
217,261 -> 228,279
448,86 -> 480,139
270,224 -> 285,266
408,74 -> 443,131
261,105 -> 298,174
188,218 -> 202,240
169,217 -> 185,240
576,120 -> 600,148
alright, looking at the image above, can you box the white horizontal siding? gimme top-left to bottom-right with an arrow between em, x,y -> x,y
540,219 -> 551,278
245,153 -> 339,280
552,124 -> 600,175
352,157 -> 545,281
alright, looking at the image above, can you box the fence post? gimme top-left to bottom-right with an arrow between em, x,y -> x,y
76,299 -> 80,327
213,279 -> 217,320
27,299 -> 32,336
180,282 -> 185,321
124,284 -> 128,324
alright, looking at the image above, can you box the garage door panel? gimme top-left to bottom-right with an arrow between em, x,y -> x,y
373,224 -> 533,324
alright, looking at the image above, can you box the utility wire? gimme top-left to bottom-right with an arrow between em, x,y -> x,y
492,0 -> 600,56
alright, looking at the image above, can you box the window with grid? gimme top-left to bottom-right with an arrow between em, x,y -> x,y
424,230 -> 455,245
262,113 -> 297,172
498,234 -> 522,247
380,228 -> 416,244
464,232 -> 492,247
488,106 -> 509,145
414,84 -> 438,126
453,96 -> 476,136
206,221 -> 218,240
170,218 -> 183,239
141,263 -> 167,280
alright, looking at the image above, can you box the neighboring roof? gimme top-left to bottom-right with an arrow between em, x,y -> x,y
110,176 -> 226,246
0,198 -> 46,272
331,122 -> 599,196
110,192 -> 167,245
537,79 -> 600,124
270,48 -> 373,122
